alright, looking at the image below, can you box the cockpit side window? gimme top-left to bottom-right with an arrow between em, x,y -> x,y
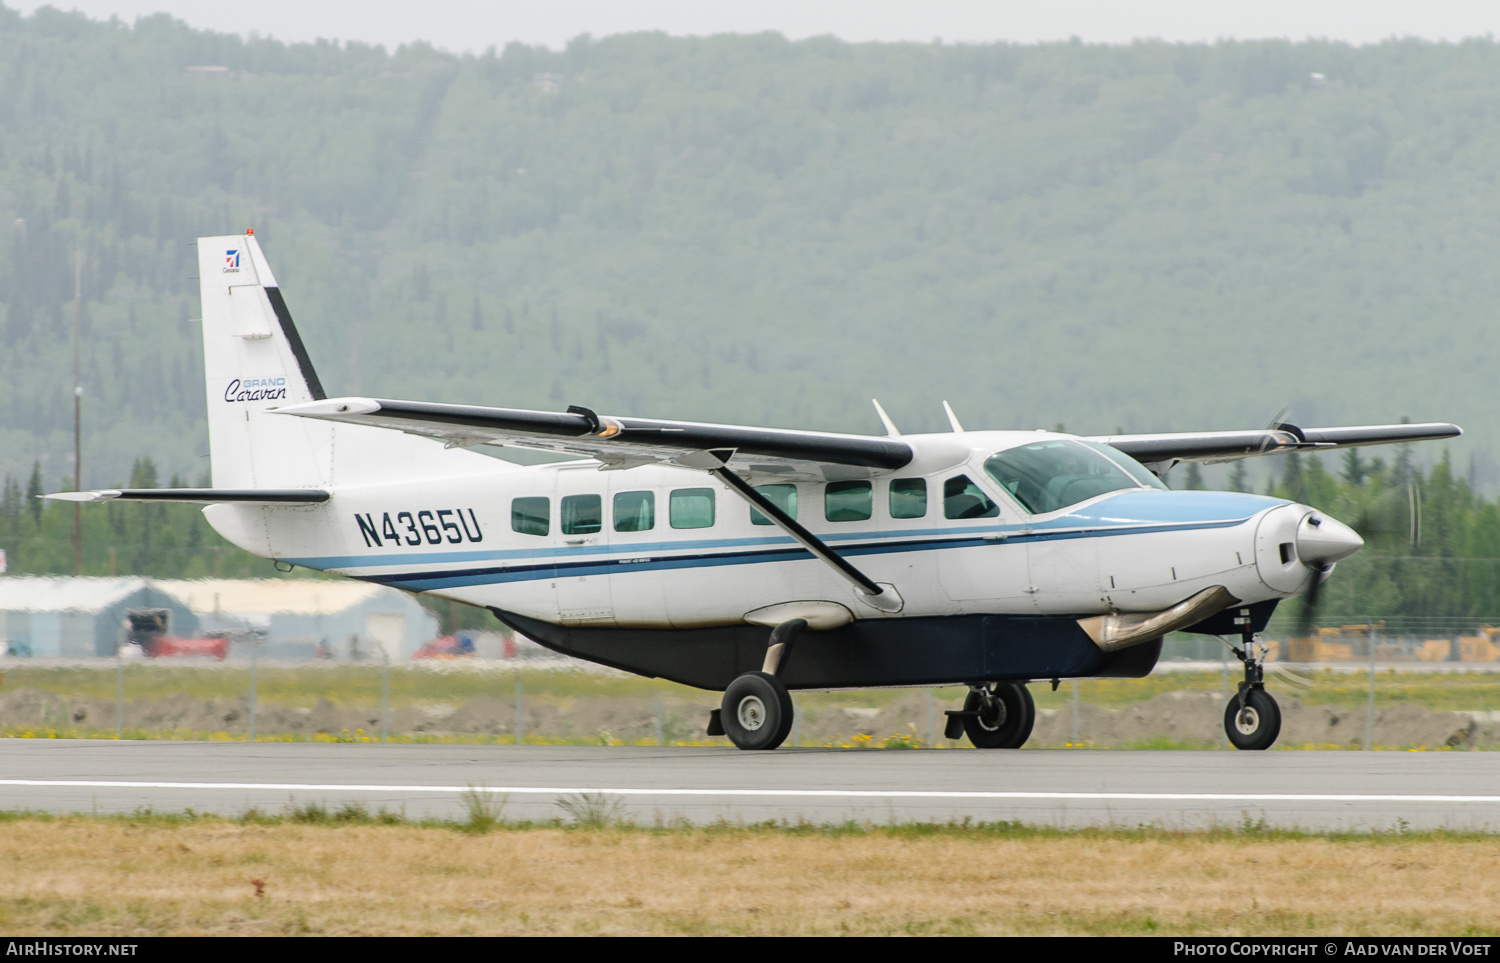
983,439 -> 1158,515
943,475 -> 999,519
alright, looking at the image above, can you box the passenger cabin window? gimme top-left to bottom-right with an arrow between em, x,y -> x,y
511,496 -> 550,536
670,488 -> 716,529
750,484 -> 796,525
613,491 -> 655,532
889,478 -> 927,518
560,494 -> 602,535
943,475 -> 999,519
825,481 -> 873,522
983,439 -> 1164,515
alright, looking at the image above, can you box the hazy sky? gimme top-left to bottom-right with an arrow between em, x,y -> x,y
12,1 -> 1500,52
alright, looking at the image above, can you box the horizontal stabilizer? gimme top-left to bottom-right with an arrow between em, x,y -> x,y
45,489 -> 330,504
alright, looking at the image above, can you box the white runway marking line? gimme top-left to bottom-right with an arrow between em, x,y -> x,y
2,780 -> 1499,804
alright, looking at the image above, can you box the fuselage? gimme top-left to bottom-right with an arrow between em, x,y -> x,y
201,430 -> 1339,630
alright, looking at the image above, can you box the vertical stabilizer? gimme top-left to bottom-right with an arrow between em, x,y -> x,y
199,232 -> 332,488
198,233 -> 499,497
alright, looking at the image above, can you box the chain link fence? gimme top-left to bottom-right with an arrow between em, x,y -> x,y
0,628 -> 1497,750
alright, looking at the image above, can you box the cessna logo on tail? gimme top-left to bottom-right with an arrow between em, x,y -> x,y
224,377 -> 287,403
223,249 -> 241,273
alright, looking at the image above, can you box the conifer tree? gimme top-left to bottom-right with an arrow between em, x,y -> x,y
25,461 -> 42,524
1342,448 -> 1368,486
1280,453 -> 1309,504
1,474 -> 20,537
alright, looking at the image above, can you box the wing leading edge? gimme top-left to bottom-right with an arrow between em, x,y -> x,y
274,397 -> 1458,480
276,397 -> 915,480
1090,422 -> 1462,472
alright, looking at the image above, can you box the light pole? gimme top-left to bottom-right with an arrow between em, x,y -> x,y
72,244 -> 83,575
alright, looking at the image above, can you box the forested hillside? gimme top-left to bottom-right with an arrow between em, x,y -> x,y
4,6 -> 1500,626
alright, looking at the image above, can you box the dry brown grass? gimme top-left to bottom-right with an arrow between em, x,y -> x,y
1,818 -> 1498,936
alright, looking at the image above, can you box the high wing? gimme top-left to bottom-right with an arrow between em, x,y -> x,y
274,397 -> 1459,480
276,397 -> 915,481
1089,422 -> 1462,473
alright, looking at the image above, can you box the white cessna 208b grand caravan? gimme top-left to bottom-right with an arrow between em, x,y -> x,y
53,233 -> 1460,751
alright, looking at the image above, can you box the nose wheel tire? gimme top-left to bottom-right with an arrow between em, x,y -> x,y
1224,688 -> 1281,750
721,671 -> 794,750
963,683 -> 1035,749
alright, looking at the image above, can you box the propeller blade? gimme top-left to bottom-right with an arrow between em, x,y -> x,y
1258,404 -> 1292,454
1349,481 -> 1422,548
1294,563 -> 1328,638
1269,663 -> 1314,690
1410,481 -> 1421,546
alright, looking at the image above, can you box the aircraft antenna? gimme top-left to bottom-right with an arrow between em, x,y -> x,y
942,400 -> 965,434
871,399 -> 900,437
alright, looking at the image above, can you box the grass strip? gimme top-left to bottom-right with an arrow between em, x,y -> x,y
0,805 -> 1496,936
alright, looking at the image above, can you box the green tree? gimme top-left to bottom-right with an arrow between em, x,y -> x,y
0,474 -> 21,539
1280,454 -> 1308,505
25,462 -> 41,525
1341,449 -> 1367,486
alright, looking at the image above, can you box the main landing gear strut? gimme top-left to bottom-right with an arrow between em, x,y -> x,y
709,619 -> 804,750
1224,608 -> 1281,750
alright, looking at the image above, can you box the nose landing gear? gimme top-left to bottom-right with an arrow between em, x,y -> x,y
1223,608 -> 1281,750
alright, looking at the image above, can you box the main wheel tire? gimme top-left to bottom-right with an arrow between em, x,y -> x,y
962,683 -> 1035,749
1224,688 -> 1281,750
721,671 -> 794,751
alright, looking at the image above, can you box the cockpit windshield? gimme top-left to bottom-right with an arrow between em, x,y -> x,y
982,439 -> 1166,515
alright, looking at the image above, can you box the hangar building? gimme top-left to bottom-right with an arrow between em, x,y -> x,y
155,579 -> 438,660
0,577 -> 200,658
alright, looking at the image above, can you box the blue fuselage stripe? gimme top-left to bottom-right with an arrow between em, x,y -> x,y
325,517 -> 1251,593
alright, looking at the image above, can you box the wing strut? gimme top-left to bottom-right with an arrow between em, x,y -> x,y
709,464 -> 902,613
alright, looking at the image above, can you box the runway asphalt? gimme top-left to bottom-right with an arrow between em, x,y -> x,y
1,740 -> 1497,830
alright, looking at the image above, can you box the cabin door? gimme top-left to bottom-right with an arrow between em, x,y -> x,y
553,466 -> 614,623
